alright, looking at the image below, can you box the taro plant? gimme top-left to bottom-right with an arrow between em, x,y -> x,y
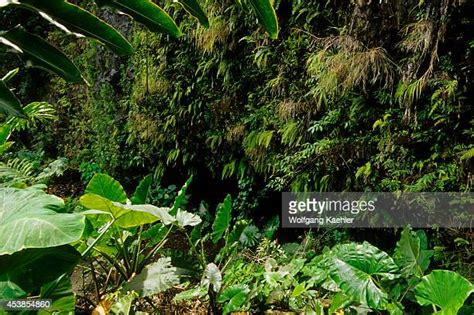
0,185 -> 85,314
77,173 -> 202,309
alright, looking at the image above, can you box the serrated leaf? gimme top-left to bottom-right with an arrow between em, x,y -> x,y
0,80 -> 24,118
85,173 -> 127,203
177,0 -> 209,28
16,0 -> 133,55
131,174 -> 152,204
0,187 -> 85,255
0,27 -> 84,83
123,257 -> 179,297
211,194 -> 232,243
249,0 -> 279,39
96,0 -> 182,37
414,270 -> 473,314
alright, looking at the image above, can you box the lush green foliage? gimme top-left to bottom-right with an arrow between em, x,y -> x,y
0,0 -> 472,314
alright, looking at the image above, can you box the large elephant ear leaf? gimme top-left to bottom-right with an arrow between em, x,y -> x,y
15,0 -> 133,55
177,0 -> 209,28
211,194 -> 232,243
0,27 -> 84,83
85,173 -> 127,203
0,79 -> 25,118
0,187 -> 85,255
414,270 -> 473,314
323,242 -> 399,310
96,0 -> 182,37
123,257 -> 179,297
249,0 -> 279,39
393,227 -> 432,278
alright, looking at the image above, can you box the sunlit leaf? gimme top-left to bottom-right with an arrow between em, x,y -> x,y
96,0 -> 182,37
15,0 -> 133,55
123,257 -> 179,297
0,26 -> 84,83
0,187 -> 85,255
85,173 -> 127,203
414,270 -> 473,314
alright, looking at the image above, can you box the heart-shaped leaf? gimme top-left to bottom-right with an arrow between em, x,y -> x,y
175,209 -> 202,227
321,242 -> 399,309
414,270 -> 473,314
85,173 -> 127,203
0,27 -> 84,83
123,257 -> 179,297
0,187 -> 85,255
393,227 -> 432,278
201,263 -> 222,292
96,0 -> 182,37
16,0 -> 133,55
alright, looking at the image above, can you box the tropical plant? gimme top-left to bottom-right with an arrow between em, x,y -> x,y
0,185 -> 85,314
0,0 -> 278,116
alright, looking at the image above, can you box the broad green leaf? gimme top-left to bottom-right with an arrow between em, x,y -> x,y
0,27 -> 84,83
414,270 -> 473,315
322,242 -> 399,309
175,209 -> 202,227
85,173 -> 127,203
123,257 -> 179,297
393,227 -> 432,278
170,175 -> 193,215
328,292 -> 352,314
114,203 -> 175,227
1,68 -> 19,83
38,276 -> 75,315
96,0 -> 182,37
201,263 -> 221,292
249,0 -> 279,39
79,193 -> 128,219
0,80 -> 24,117
0,245 -> 81,294
80,194 -> 174,227
211,194 -> 232,243
166,249 -> 201,276
177,0 -> 209,28
0,187 -> 85,255
218,284 -> 250,314
16,0 -> 133,55
131,174 -> 152,204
